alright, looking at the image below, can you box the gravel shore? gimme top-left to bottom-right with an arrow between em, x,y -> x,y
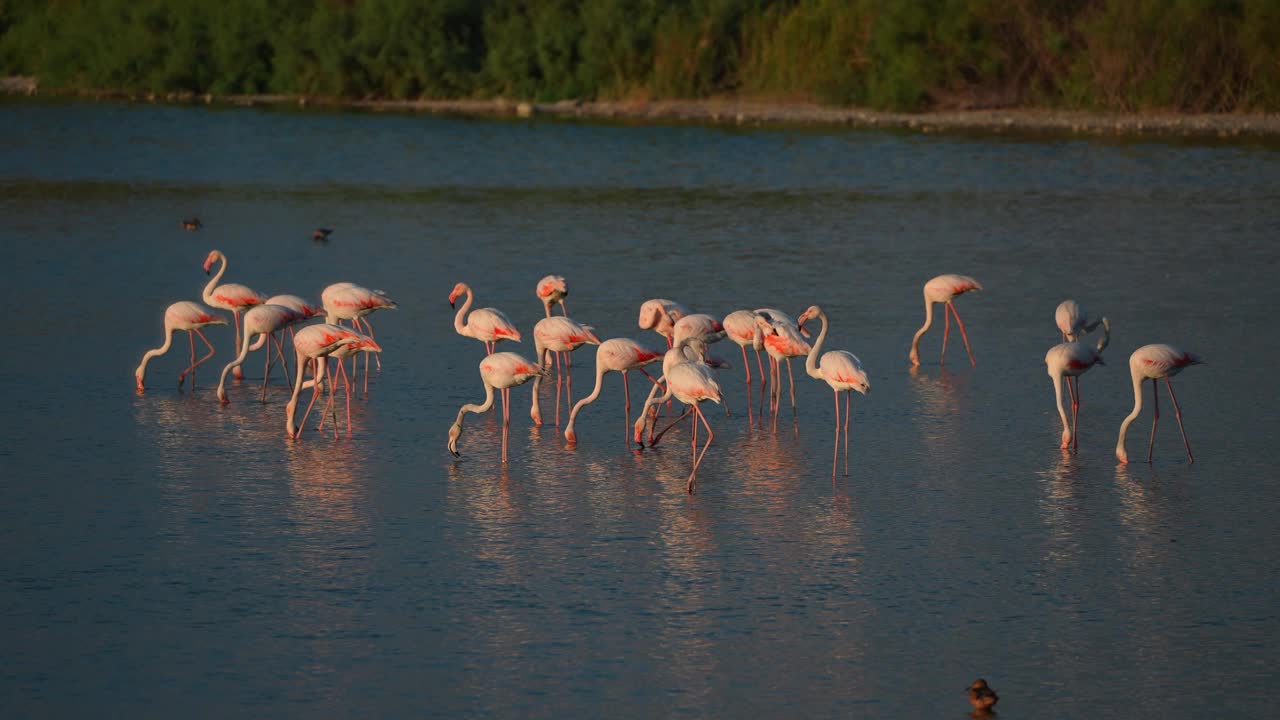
6,78 -> 1280,139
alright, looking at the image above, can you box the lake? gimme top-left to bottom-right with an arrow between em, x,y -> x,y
2,98 -> 1278,717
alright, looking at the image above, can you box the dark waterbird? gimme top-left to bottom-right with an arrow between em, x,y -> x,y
966,678 -> 999,715
181,217 -> 202,231
313,227 -> 333,241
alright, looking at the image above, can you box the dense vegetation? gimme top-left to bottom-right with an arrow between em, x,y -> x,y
2,0 -> 1279,112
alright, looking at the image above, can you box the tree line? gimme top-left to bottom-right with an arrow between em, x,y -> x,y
2,0 -> 1278,112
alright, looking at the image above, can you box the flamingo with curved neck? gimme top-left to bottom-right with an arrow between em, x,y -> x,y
908,274 -> 982,367
1045,319 -> 1109,450
202,249 -> 267,380
448,352 -> 545,463
135,301 -> 227,391
797,305 -> 870,480
1116,343 -> 1203,464
449,282 -> 521,355
564,338 -> 663,445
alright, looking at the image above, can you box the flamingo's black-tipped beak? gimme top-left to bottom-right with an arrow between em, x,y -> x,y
449,301 -> 455,309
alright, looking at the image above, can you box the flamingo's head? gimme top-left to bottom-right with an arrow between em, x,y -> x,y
530,405 -> 542,426
449,282 -> 469,308
447,422 -> 462,457
1116,447 -> 1129,464
564,426 -> 577,445
796,305 -> 822,332
202,249 -> 221,274
134,371 -> 145,391
909,348 -> 920,366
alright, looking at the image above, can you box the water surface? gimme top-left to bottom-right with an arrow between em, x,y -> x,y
2,99 -> 1279,717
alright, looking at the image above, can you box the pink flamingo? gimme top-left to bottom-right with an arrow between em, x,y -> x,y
797,305 -> 871,480
202,250 -> 267,379
1116,344 -> 1204,464
634,337 -> 726,446
135,301 -> 227,391
665,357 -> 723,494
536,275 -> 568,317
447,352 -> 546,463
723,310 -> 768,404
564,338 -> 663,445
316,334 -> 384,437
755,309 -> 811,422
284,324 -> 378,438
1055,299 -> 1106,342
215,304 -> 306,404
672,313 -> 727,344
1045,319 -> 1109,450
530,316 -> 600,427
909,274 -> 982,367
322,282 -> 398,391
638,299 -> 691,348
260,293 -> 324,386
449,282 -> 521,355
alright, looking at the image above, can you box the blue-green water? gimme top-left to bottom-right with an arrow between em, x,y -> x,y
2,99 -> 1278,717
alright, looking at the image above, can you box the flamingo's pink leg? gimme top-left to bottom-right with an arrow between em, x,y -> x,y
622,371 -> 631,445
501,387 -> 511,463
339,358 -> 352,435
296,359 -> 324,438
180,329 -> 218,387
949,302 -> 977,367
1071,376 -> 1081,450
1065,374 -> 1079,449
940,302 -> 951,366
1165,378 -> 1194,464
786,358 -> 797,417
650,406 -> 693,447
686,405 -> 714,495
832,390 -> 840,482
358,317 -> 381,372
183,330 -> 195,388
844,390 -> 852,478
1147,378 -> 1160,463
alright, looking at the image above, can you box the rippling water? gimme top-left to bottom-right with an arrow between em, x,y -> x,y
3,98 -> 1279,717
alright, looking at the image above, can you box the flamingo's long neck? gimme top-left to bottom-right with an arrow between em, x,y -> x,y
530,344 -> 550,421
453,286 -> 474,337
1116,368 -> 1145,461
805,310 -> 829,380
135,326 -> 176,381
217,327 -> 257,399
285,349 -> 310,436
910,297 -> 934,360
455,380 -> 496,428
565,360 -> 609,434
1052,370 -> 1070,444
203,253 -> 227,304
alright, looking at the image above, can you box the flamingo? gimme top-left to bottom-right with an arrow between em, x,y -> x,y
202,250 -> 267,379
135,301 -> 227,391
797,305 -> 871,480
908,274 -> 982,367
1045,319 -> 1109,450
449,282 -> 521,355
1116,344 -> 1204,464
634,337 -> 723,446
564,338 -> 663,445
638,299 -> 691,348
665,355 -> 723,494
259,294 -> 324,391
672,313 -> 727,344
1055,299 -> 1106,342
755,308 -> 811,422
284,323 -> 378,438
322,282 -> 398,390
316,334 -> 383,437
723,310 -> 768,403
447,352 -> 546,463
530,316 -> 601,427
536,275 -> 568,317
215,304 -> 307,404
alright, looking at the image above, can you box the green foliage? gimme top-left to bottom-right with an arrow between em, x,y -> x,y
2,0 -> 1279,111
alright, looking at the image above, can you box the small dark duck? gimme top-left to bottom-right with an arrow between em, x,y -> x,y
966,678 -> 998,715
181,217 -> 203,231
313,227 -> 333,241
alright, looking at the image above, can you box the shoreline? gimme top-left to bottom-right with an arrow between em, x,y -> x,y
5,79 -> 1280,139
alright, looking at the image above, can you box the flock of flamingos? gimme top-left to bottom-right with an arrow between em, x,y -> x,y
134,250 -> 1203,493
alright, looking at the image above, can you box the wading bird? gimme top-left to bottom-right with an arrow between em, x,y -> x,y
1116,343 -> 1203,464
1045,319 -> 1109,450
797,305 -> 870,480
215,304 -> 307,404
909,274 -> 982,367
1055,299 -> 1106,342
202,249 -> 267,379
530,316 -> 600,426
564,338 -> 663,445
536,275 -> 568,317
284,324 -> 378,439
448,352 -> 546,463
449,282 -> 521,355
135,301 -> 227,391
